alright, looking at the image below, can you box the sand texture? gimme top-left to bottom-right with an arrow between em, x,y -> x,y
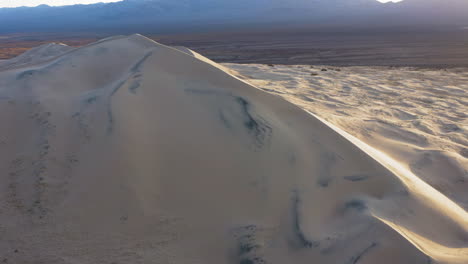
225,63 -> 468,205
0,35 -> 466,264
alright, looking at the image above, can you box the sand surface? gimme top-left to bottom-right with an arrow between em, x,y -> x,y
0,43 -> 74,72
225,63 -> 468,207
0,35 -> 467,264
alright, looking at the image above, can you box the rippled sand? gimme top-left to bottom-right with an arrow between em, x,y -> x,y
225,63 -> 468,208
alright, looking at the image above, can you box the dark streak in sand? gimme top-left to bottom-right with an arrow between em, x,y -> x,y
184,88 -> 272,149
343,175 -> 370,182
107,52 -> 153,133
232,225 -> 266,264
235,97 -> 272,149
219,109 -> 231,129
128,51 -> 152,94
128,80 -> 141,94
291,190 -> 319,248
84,95 -> 99,105
16,70 -> 36,80
345,199 -> 367,212
317,152 -> 337,188
347,242 -> 378,264
107,80 -> 126,134
131,51 -> 153,73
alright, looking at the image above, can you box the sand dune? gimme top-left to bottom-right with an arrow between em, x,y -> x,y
0,42 -> 74,71
0,35 -> 467,264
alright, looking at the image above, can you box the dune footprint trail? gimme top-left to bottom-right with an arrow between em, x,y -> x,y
0,34 -> 466,264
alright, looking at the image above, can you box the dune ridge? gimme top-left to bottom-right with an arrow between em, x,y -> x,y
0,34 -> 466,264
0,42 -> 74,71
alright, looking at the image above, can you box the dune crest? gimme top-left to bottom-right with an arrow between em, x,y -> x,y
0,34 -> 466,264
0,42 -> 74,71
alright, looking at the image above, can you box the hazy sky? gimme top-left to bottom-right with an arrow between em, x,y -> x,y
0,0 -> 122,7
0,0 -> 403,8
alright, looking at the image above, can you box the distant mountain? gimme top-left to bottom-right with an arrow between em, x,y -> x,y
389,0 -> 468,26
0,0 -> 467,33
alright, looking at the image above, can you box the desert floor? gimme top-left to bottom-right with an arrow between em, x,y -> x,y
2,29 -> 468,66
225,63 -> 468,208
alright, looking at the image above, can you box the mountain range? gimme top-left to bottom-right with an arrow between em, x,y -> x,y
0,0 -> 467,33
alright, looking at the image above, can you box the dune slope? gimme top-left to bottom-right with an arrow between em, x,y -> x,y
0,42 -> 74,71
0,35 -> 466,264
